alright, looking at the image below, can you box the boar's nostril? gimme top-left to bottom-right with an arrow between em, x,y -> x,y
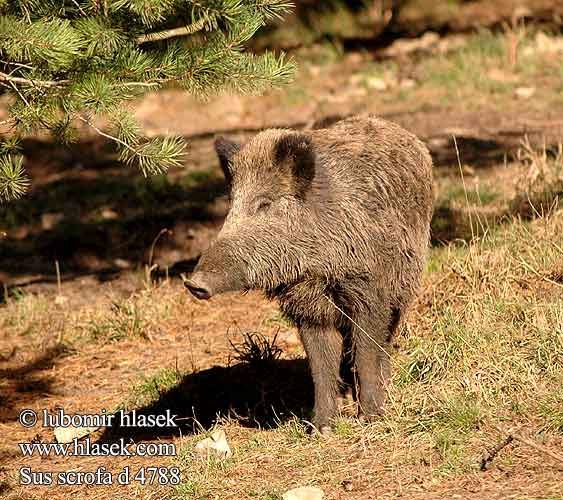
184,280 -> 211,300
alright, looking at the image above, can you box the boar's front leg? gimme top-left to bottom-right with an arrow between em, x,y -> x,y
299,323 -> 343,434
352,305 -> 397,421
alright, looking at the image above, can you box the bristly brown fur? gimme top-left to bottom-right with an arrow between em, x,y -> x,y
189,114 -> 434,431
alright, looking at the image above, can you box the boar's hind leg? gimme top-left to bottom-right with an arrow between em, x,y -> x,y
299,323 -> 343,434
353,306 -> 398,421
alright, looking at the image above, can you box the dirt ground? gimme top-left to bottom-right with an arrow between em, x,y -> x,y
1,19 -> 563,500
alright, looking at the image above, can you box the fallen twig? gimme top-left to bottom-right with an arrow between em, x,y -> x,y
480,435 -> 514,470
483,427 -> 563,470
511,432 -> 563,466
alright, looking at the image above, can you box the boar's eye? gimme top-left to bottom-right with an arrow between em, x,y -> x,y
256,200 -> 272,214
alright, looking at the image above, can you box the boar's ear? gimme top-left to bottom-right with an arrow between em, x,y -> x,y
214,137 -> 241,185
273,132 -> 315,199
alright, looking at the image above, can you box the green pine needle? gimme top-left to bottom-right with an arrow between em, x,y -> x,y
0,156 -> 30,201
111,0 -> 175,28
0,16 -> 85,70
118,136 -> 187,176
0,137 -> 22,156
74,17 -> 130,57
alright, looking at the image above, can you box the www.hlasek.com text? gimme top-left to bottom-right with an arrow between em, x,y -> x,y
19,437 -> 176,457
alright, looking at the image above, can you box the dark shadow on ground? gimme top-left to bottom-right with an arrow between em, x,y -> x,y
98,358 -> 313,441
0,344 -> 71,422
0,137 -> 228,289
427,135 -> 509,168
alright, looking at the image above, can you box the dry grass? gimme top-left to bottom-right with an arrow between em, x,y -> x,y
511,140 -> 563,217
432,141 -> 563,242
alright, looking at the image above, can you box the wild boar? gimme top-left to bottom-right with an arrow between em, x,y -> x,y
185,114 -> 434,433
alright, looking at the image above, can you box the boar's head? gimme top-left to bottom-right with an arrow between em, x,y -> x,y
185,129 -> 316,300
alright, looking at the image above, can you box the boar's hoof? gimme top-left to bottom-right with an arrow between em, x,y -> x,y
184,279 -> 212,300
358,409 -> 384,424
319,425 -> 332,436
309,422 -> 332,436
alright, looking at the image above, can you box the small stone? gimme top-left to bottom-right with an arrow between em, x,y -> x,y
427,137 -> 449,149
348,74 -> 363,86
462,165 -> 476,176
342,480 -> 354,492
54,425 -> 99,444
513,6 -> 531,19
515,87 -> 536,99
533,32 -> 563,53
346,87 -> 368,98
346,52 -> 364,65
399,78 -> 416,89
487,68 -> 516,83
308,65 -> 321,77
101,208 -> 119,220
195,430 -> 232,460
41,212 -> 64,230
365,77 -> 387,91
383,31 -> 439,57
282,486 -> 324,500
113,258 -> 132,269
319,425 -> 332,436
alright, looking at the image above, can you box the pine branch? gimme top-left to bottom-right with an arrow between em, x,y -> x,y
0,72 -> 159,89
0,71 -> 69,88
0,0 -> 296,201
79,114 -> 187,176
77,114 -> 137,153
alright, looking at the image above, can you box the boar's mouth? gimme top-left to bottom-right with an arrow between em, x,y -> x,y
184,269 -> 244,300
184,279 -> 211,300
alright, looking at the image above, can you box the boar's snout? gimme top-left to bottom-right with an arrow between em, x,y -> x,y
185,267 -> 245,300
185,240 -> 249,299
184,272 -> 216,300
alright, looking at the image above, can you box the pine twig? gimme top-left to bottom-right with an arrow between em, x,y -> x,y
70,0 -> 87,16
0,60 -> 34,70
0,72 -> 160,90
511,432 -> 563,465
0,71 -> 69,88
114,81 -> 161,88
77,115 -> 137,154
136,18 -> 209,44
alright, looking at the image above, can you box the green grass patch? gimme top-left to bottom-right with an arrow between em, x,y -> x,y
87,300 -> 151,343
333,417 -> 355,437
424,30 -> 511,95
263,310 -> 293,329
419,29 -> 562,99
121,367 -> 184,411
440,185 -> 500,206
540,389 -> 563,433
